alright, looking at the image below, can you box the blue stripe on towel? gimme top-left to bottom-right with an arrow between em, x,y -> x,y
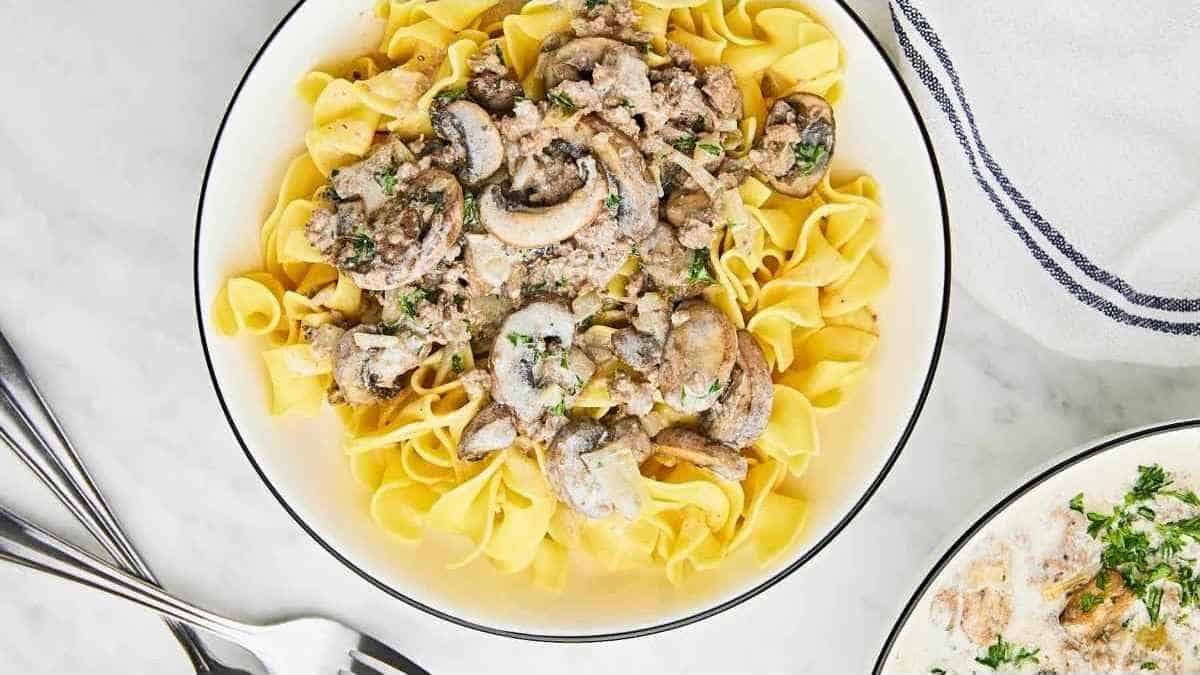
888,2 -> 1200,335
893,0 -> 1200,313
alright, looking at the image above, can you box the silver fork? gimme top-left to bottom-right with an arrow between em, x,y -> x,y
0,329 -> 426,674
0,330 -> 251,673
0,502 -> 429,675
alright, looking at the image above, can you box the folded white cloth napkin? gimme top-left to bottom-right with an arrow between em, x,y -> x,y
875,0 -> 1200,366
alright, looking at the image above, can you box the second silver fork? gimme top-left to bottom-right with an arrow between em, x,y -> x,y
0,328 -> 254,674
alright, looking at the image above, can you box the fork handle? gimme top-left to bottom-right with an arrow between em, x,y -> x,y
0,330 -> 216,669
0,502 -> 259,645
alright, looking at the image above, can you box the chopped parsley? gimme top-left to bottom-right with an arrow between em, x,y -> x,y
550,398 -> 568,416
669,134 -> 698,154
605,192 -> 623,212
1069,464 -> 1200,625
686,248 -> 715,285
1078,592 -> 1102,613
584,0 -> 608,9
343,232 -> 376,266
792,141 -> 828,175
452,293 -> 466,311
409,188 -> 445,213
434,86 -> 467,104
559,351 -> 569,369
974,635 -> 1040,671
450,353 -> 465,374
629,242 -> 640,257
547,91 -> 577,114
397,288 -> 429,317
1142,662 -> 1158,671
464,191 -> 480,227
374,165 -> 399,196
494,44 -> 505,65
507,332 -> 535,347
697,142 -> 722,156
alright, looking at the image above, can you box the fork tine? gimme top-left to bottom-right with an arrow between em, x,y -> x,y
354,636 -> 432,675
342,659 -> 384,675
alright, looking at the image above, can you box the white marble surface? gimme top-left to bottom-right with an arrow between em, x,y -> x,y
0,2 -> 1196,673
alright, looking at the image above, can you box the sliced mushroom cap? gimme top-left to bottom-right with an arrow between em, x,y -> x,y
653,428 -> 748,482
585,120 -> 658,241
332,326 -> 430,406
342,168 -> 464,291
751,92 -> 835,198
458,403 -> 517,461
658,300 -> 738,413
546,418 -> 644,519
431,100 -> 504,187
1059,570 -> 1135,644
611,328 -> 662,374
479,156 -> 608,248
489,302 -> 576,422
537,36 -> 627,90
702,331 -> 774,448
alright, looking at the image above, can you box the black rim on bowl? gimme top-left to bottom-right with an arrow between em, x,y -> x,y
873,418 -> 1200,672
194,0 -> 952,643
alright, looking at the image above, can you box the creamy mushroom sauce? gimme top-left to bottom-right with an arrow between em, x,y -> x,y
887,465 -> 1200,674
299,0 -> 836,521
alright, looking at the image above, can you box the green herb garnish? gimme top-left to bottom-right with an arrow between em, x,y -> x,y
550,398 -> 568,416
974,635 -> 1040,671
434,86 -> 467,104
397,288 -> 429,317
547,91 -> 576,113
494,44 -> 505,65
792,142 -> 828,175
507,332 -> 535,347
1070,464 -> 1200,625
374,165 -> 399,196
605,193 -> 622,212
1078,592 -> 1102,613
1142,662 -> 1158,671
343,232 -> 376,266
451,353 -> 465,374
584,0 -> 608,10
697,142 -> 722,156
669,134 -> 698,154
686,248 -> 714,285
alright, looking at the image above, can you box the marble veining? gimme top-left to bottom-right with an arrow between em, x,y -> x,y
0,1 -> 1197,673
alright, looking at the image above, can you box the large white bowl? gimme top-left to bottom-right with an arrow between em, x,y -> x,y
194,0 -> 950,641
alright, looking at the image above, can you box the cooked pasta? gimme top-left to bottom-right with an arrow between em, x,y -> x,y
215,0 -> 886,591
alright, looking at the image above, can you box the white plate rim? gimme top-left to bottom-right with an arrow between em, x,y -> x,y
871,418 -> 1200,672
192,0 -> 953,642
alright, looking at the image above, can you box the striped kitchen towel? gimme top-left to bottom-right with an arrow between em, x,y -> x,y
882,0 -> 1200,365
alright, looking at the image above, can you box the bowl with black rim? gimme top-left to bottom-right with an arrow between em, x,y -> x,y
195,0 -> 950,641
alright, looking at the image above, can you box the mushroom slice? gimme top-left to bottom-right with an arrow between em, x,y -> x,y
1059,570 -> 1135,644
458,403 -> 517,461
341,168 -> 464,291
750,93 -> 835,198
479,156 -> 608,248
489,302 -> 576,422
546,419 -> 645,519
332,326 -> 430,406
585,120 -> 658,241
652,428 -> 748,482
658,300 -> 737,413
431,100 -> 504,187
702,331 -> 774,448
537,36 -> 626,90
611,328 -> 662,374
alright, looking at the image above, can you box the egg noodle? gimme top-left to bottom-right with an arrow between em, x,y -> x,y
213,0 -> 887,590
